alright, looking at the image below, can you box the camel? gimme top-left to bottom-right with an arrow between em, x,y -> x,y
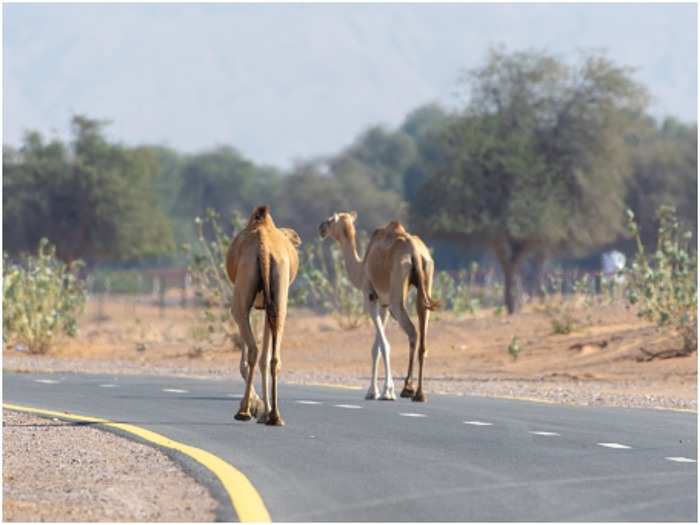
226,205 -> 300,426
319,212 -> 439,402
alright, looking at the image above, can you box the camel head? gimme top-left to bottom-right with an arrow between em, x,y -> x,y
318,211 -> 357,242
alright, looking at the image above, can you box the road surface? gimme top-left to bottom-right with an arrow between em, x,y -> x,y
3,371 -> 697,521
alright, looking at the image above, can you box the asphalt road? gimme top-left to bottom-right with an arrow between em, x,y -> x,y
3,371 -> 697,522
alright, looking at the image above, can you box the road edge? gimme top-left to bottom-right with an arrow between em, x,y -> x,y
2,403 -> 271,523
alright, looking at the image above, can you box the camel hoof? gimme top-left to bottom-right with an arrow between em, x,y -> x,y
257,412 -> 270,424
234,410 -> 252,421
365,390 -> 379,400
400,387 -> 415,398
251,398 -> 265,418
380,387 -> 396,401
412,391 -> 427,403
265,414 -> 285,427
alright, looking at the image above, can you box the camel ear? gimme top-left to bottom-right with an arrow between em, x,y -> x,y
349,210 -> 357,221
333,213 -> 339,221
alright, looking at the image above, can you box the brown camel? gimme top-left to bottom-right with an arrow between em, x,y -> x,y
319,212 -> 439,402
226,205 -> 300,426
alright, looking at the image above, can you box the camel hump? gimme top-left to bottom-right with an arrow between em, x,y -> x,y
248,205 -> 274,227
386,220 -> 406,234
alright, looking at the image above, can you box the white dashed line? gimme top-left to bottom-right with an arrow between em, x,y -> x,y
334,404 -> 362,409
162,388 -> 189,394
227,394 -> 243,398
665,457 -> 696,463
99,384 -> 118,388
297,400 -> 323,405
597,442 -> 631,449
34,379 -> 60,384
464,420 -> 493,426
399,413 -> 427,418
529,431 -> 560,436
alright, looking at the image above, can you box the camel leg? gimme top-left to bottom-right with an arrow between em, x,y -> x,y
232,285 -> 260,421
368,302 -> 391,400
413,259 -> 433,403
257,321 -> 272,424
390,262 -> 417,400
413,301 -> 429,403
366,329 -> 380,400
266,265 -> 288,427
401,340 -> 417,398
238,341 -> 263,416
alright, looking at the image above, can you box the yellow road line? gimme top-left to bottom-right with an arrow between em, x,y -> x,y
3,403 -> 271,523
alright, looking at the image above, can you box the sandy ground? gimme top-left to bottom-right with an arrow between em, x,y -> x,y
4,295 -> 697,410
2,409 -> 217,522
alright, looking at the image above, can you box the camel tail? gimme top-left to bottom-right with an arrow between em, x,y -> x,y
411,252 -> 440,311
257,249 -> 278,338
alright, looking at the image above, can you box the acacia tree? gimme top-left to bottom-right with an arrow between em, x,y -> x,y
412,48 -> 649,313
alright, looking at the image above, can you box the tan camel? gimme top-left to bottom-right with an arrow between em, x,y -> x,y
226,205 -> 300,426
319,212 -> 439,402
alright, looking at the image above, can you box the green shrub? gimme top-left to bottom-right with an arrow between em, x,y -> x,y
3,239 -> 87,354
625,206 -> 697,354
508,336 -> 522,360
182,209 -> 247,353
432,263 -> 482,316
293,238 -> 366,330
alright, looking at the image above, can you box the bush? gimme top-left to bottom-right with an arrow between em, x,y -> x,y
3,239 -> 86,354
431,263 -> 482,316
625,206 -> 697,354
292,238 -> 366,330
182,209 -> 264,354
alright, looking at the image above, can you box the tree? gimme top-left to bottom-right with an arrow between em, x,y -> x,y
401,103 -> 456,205
3,116 -> 174,263
626,116 -> 697,248
413,48 -> 649,313
337,125 -> 417,195
175,146 -> 281,226
273,160 -> 404,242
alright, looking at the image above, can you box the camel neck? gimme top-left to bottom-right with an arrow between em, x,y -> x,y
339,235 -> 365,290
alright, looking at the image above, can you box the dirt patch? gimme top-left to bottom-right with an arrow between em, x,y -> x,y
3,297 -> 696,411
2,409 -> 217,522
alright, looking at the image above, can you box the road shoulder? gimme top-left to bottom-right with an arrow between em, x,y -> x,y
3,409 -> 218,522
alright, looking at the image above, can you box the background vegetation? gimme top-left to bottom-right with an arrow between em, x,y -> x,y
3,49 -> 696,345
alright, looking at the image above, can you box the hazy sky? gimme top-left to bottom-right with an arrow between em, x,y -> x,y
4,3 -> 697,168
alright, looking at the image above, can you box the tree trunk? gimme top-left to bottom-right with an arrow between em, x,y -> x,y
502,262 -> 522,314
531,250 -> 547,300
493,237 -> 533,315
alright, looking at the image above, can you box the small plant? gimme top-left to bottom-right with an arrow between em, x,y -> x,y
294,238 -> 366,330
625,206 -> 697,355
507,336 -> 521,360
548,308 -> 577,335
182,209 -> 245,353
432,266 -> 481,316
3,239 -> 87,354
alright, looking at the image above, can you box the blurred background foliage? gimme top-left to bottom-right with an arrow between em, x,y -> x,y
3,49 -> 696,316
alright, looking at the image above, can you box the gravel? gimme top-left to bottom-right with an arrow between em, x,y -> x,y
2,410 -> 218,522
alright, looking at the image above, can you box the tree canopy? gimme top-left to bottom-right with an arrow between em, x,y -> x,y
412,48 -> 650,312
3,116 -> 174,263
